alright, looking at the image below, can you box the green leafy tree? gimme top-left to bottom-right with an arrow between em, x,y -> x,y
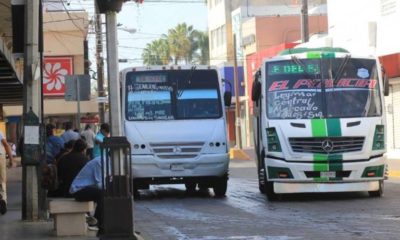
142,39 -> 170,65
167,23 -> 194,64
191,31 -> 209,65
142,23 -> 209,66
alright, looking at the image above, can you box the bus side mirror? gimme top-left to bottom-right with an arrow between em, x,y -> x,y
252,80 -> 261,102
224,91 -> 232,107
383,71 -> 389,96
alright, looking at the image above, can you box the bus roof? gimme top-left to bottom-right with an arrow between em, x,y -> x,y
278,47 -> 350,56
120,65 -> 217,74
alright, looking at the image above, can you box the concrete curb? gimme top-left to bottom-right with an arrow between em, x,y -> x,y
229,148 -> 251,160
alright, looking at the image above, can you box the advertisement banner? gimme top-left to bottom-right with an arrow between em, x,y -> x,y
43,57 -> 73,96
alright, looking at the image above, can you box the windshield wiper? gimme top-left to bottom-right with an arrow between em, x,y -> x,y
177,66 -> 196,98
333,54 -> 351,86
291,56 -> 319,87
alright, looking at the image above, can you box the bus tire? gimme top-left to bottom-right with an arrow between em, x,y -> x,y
264,181 -> 279,201
185,182 -> 197,193
213,174 -> 228,198
369,180 -> 384,197
258,151 -> 266,194
262,167 -> 279,201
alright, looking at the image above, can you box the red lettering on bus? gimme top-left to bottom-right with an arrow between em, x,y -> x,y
268,80 -> 289,91
293,79 -> 312,89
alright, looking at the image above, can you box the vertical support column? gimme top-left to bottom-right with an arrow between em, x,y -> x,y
105,12 -> 122,137
233,34 -> 242,149
22,0 -> 43,221
301,0 -> 309,43
95,3 -> 106,123
105,12 -> 126,177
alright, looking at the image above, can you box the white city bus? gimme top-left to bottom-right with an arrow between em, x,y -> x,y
252,47 -> 390,200
121,66 -> 231,197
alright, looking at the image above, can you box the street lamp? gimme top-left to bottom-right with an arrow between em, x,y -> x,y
118,27 -> 137,34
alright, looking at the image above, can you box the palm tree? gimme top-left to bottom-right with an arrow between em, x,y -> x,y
142,39 -> 170,65
141,23 -> 210,66
191,31 -> 209,65
167,23 -> 194,64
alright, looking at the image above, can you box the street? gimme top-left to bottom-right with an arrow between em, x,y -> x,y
134,159 -> 400,240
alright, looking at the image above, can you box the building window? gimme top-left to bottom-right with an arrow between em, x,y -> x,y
210,24 -> 226,49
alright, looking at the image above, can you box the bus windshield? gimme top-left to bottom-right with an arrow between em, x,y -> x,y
125,69 -> 222,121
266,58 -> 382,119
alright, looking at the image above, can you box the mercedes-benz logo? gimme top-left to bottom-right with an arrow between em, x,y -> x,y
321,140 -> 334,153
173,146 -> 182,154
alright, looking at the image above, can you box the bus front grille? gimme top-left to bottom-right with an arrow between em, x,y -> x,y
289,137 -> 365,154
150,142 -> 204,159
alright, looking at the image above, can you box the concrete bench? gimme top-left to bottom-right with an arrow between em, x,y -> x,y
49,198 -> 94,236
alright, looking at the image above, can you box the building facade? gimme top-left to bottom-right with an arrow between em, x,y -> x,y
4,8 -> 98,143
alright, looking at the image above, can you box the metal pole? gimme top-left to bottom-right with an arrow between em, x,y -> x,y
233,34 -> 242,149
76,76 -> 81,130
22,0 -> 42,221
95,3 -> 106,123
301,0 -> 309,43
106,12 -> 124,176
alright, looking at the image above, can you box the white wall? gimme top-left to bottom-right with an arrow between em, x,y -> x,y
327,0 -> 379,55
377,0 -> 400,56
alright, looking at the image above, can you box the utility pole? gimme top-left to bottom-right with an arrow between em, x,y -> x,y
301,0 -> 309,43
22,0 -> 44,220
95,3 -> 106,123
106,12 -> 122,137
233,34 -> 242,149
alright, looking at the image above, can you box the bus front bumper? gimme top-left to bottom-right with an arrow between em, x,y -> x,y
131,153 -> 229,179
274,181 -> 380,194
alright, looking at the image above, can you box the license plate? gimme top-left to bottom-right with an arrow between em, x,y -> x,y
320,171 -> 336,178
170,164 -> 184,171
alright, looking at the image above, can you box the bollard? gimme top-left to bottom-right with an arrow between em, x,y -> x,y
100,137 -> 135,239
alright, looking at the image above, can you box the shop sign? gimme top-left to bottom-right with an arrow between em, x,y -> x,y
43,57 -> 73,96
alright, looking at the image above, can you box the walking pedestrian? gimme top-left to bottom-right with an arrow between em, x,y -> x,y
93,123 -> 110,158
0,131 -> 15,215
81,124 -> 95,159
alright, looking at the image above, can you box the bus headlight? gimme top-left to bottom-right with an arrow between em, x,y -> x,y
372,125 -> 384,150
267,127 -> 282,152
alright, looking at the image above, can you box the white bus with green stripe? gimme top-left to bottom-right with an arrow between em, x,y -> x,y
251,47 -> 390,200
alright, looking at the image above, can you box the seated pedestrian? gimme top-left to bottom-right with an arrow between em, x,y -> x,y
57,139 -> 89,197
46,124 -> 64,164
61,122 -> 80,143
70,156 -> 105,234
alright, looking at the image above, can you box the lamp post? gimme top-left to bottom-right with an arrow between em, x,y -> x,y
95,1 -> 135,239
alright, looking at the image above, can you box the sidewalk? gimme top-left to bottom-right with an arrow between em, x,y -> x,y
0,165 -> 143,240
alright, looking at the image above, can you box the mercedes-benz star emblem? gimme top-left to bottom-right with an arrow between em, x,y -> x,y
321,140 -> 334,153
173,146 -> 182,153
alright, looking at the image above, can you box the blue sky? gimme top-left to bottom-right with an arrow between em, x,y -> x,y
116,1 -> 208,69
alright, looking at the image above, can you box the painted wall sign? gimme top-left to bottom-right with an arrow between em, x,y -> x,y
43,57 -> 73,96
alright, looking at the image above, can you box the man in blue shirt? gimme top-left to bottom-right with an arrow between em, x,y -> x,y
70,156 -> 105,232
93,123 -> 110,158
46,124 -> 64,164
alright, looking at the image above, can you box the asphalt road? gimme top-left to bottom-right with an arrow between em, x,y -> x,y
134,159 -> 400,240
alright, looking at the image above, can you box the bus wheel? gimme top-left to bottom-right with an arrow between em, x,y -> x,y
369,180 -> 384,197
262,169 -> 279,201
264,181 -> 280,201
185,182 -> 197,193
213,175 -> 228,198
258,165 -> 266,194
